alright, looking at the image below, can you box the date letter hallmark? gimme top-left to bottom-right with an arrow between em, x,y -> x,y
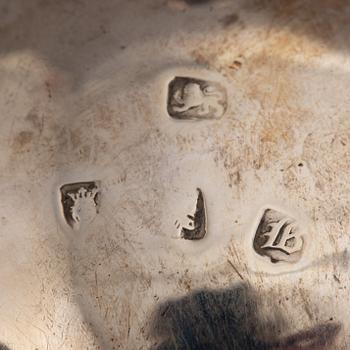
253,209 -> 304,264
60,181 -> 101,230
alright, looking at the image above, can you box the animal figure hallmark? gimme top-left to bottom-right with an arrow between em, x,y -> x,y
253,208 -> 304,263
60,181 -> 101,230
167,76 -> 227,120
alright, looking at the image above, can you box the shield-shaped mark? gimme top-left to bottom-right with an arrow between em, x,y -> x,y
60,181 -> 101,230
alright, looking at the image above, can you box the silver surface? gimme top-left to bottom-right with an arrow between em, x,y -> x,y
0,0 -> 349,348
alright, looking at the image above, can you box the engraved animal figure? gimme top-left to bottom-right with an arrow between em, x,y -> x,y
172,83 -> 221,114
253,209 -> 304,263
180,188 -> 206,240
167,77 -> 227,120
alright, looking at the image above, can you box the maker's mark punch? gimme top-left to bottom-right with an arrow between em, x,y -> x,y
175,188 -> 207,240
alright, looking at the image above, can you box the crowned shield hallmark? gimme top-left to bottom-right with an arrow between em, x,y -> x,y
60,181 -> 101,230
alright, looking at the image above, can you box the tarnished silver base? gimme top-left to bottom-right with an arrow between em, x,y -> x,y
0,0 -> 349,348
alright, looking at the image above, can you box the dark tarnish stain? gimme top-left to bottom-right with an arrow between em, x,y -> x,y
229,60 -> 243,70
244,0 -> 349,51
219,13 -> 239,28
26,111 -> 40,128
0,344 -> 11,350
149,283 -> 341,350
185,0 -> 211,4
333,274 -> 341,284
26,110 -> 44,136
270,322 -> 341,349
181,188 -> 206,240
45,81 -> 52,99
13,130 -> 34,150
